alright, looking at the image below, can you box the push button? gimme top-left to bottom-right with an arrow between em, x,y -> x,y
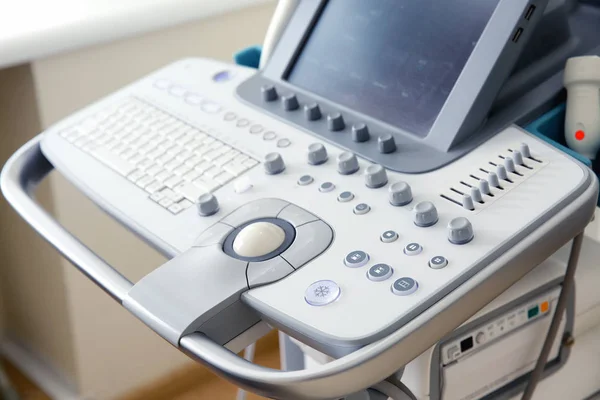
298,175 -> 314,186
305,280 -> 341,306
380,230 -> 398,243
404,242 -> 423,256
319,182 -> 335,192
353,203 -> 371,215
344,251 -> 369,268
368,264 -> 393,282
392,277 -> 418,296
429,256 -> 448,269
337,191 -> 355,202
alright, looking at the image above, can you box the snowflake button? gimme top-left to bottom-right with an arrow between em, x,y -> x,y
305,280 -> 341,306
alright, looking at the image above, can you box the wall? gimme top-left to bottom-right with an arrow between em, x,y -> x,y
0,64 -> 79,388
30,2 -> 276,398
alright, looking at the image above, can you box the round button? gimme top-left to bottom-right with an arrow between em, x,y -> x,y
264,152 -> 285,175
305,280 -> 341,306
236,119 -> 250,128
378,134 -> 397,154
307,143 -> 328,165
249,124 -> 264,134
448,217 -> 474,245
200,100 -> 222,114
233,222 -> 286,258
389,181 -> 413,206
197,193 -> 219,216
328,113 -> 345,131
352,123 -> 370,142
344,251 -> 369,268
277,138 -> 291,148
365,164 -> 388,188
404,242 -> 423,256
392,277 -> 418,296
429,256 -> 448,269
261,85 -> 278,102
298,175 -> 314,186
476,332 -> 486,344
337,152 -> 360,175
380,230 -> 398,243
413,201 -> 438,227
224,112 -> 237,121
184,93 -> 202,105
319,182 -> 335,192
354,203 -> 371,215
338,191 -> 355,202
169,85 -> 186,97
368,264 -> 393,282
263,131 -> 277,141
282,94 -> 299,111
304,103 -> 322,121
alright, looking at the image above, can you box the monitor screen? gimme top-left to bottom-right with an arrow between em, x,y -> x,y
286,0 -> 500,137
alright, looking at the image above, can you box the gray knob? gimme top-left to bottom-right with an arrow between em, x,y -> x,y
304,103 -> 321,121
413,201 -> 438,227
378,134 -> 397,154
448,217 -> 474,245
479,179 -> 490,195
328,113 -> 345,131
352,123 -> 370,142
261,85 -> 278,102
462,194 -> 475,210
519,143 -> 531,158
264,152 -> 285,175
488,172 -> 500,188
282,94 -> 299,111
504,157 -> 515,173
337,152 -> 359,175
470,187 -> 483,203
307,143 -> 328,165
512,150 -> 524,166
389,181 -> 413,206
364,164 -> 388,188
496,165 -> 508,180
197,193 -> 219,216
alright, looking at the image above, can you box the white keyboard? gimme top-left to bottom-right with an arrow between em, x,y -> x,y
58,98 -> 259,215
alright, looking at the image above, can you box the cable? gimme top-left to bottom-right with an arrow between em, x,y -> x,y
520,232 -> 584,400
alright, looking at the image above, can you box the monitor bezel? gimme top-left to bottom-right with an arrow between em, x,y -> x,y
261,0 -> 537,151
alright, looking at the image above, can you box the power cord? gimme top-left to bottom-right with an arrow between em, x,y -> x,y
521,232 -> 584,400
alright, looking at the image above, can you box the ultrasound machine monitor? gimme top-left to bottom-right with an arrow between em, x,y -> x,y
238,0 -> 548,173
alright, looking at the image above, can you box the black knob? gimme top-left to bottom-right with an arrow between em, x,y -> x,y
378,134 -> 397,154
328,113 -> 345,131
261,85 -> 278,102
352,123 -> 370,142
304,103 -> 322,121
282,94 -> 299,111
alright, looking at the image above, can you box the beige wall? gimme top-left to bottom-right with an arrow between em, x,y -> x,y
27,2 -> 276,398
0,64 -> 79,386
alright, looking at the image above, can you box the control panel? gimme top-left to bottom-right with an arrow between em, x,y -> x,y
39,58 -> 593,357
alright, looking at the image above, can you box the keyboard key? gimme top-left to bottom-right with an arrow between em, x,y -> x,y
136,175 -> 154,188
128,153 -> 144,164
224,162 -> 248,177
146,148 -> 164,160
174,182 -> 207,201
204,166 -> 225,179
176,149 -> 194,162
215,171 -> 235,185
164,175 -> 183,189
136,159 -> 154,170
127,170 -> 145,183
187,139 -> 205,150
233,154 -> 249,164
158,197 -> 174,208
213,154 -> 235,167
193,177 -> 220,192
167,145 -> 185,157
74,136 -> 91,148
158,140 -> 176,152
156,153 -> 174,165
91,146 -> 137,176
167,203 -> 184,215
164,159 -> 182,171
145,181 -> 165,194
167,191 -> 185,203
155,171 -> 173,182
182,169 -> 201,182
176,134 -> 194,146
173,165 -> 192,176
119,148 -> 136,159
243,159 -> 259,168
194,161 -> 213,174
179,199 -> 193,209
145,164 -> 164,177
82,141 -> 98,152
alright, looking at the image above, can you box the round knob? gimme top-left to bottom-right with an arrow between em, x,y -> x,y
413,201 -> 438,227
304,103 -> 321,121
448,217 -> 474,245
352,123 -> 370,142
233,222 -> 286,258
378,134 -> 397,154
337,152 -> 359,175
519,143 -> 531,159
389,181 -> 413,206
462,194 -> 475,211
364,164 -> 388,188
282,94 -> 299,111
488,172 -> 500,188
504,157 -> 516,173
197,193 -> 219,216
496,165 -> 508,181
328,113 -> 345,131
470,187 -> 483,203
261,85 -> 278,102
512,151 -> 524,166
264,152 -> 285,175
307,143 -> 328,165
479,179 -> 490,195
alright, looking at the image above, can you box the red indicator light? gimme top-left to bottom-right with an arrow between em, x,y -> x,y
575,130 -> 585,141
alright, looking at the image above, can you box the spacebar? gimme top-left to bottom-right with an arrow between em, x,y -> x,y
91,146 -> 136,176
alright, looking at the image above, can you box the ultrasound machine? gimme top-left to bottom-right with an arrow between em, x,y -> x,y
3,0 -> 600,399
